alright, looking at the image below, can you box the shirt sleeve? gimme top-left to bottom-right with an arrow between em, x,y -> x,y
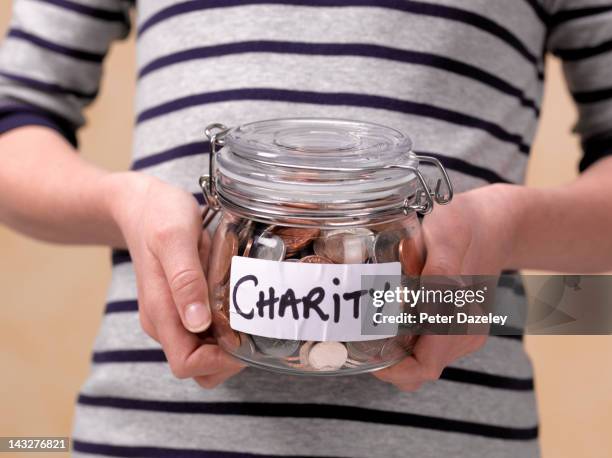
0,0 -> 131,147
545,0 -> 612,171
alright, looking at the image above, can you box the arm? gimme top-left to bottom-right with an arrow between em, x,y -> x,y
509,156 -> 612,272
0,126 -> 123,246
0,126 -> 244,387
0,0 -> 242,387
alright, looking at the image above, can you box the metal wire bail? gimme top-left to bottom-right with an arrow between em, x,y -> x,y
200,123 -> 229,228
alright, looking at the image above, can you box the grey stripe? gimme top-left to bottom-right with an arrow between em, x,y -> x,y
135,5 -> 542,89
71,404 -> 538,458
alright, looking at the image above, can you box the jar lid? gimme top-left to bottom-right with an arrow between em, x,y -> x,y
224,118 -> 415,172
202,118 -> 452,227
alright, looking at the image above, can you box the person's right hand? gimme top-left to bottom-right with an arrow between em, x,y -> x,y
102,172 -> 244,388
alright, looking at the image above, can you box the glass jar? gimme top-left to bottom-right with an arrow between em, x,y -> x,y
199,118 -> 453,375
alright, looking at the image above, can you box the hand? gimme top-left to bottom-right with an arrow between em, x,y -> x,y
102,172 -> 244,388
373,184 -> 520,391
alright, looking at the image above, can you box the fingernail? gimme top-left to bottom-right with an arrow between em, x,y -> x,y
185,302 -> 211,332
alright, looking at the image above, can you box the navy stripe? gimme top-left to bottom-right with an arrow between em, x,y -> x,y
73,440 -> 330,458
573,86 -> 612,104
111,249 -> 132,265
495,332 -> 524,342
32,0 -> 129,21
8,28 -> 105,63
139,41 -> 539,115
549,5 -> 612,28
521,0 -> 549,25
0,70 -> 97,99
136,89 -> 530,154
416,151 -> 513,184
106,300 -> 138,313
0,106 -> 77,146
137,0 -> 540,67
555,38 -> 612,61
580,134 -> 612,172
77,394 -> 538,440
91,349 -> 533,391
93,349 -> 167,363
132,141 -> 208,169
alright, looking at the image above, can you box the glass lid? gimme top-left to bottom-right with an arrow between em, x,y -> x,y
210,118 -> 428,227
223,118 -> 416,172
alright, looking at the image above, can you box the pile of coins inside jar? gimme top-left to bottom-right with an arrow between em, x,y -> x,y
208,213 -> 423,373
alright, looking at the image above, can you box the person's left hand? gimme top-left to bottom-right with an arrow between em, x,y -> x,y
373,183 -> 520,391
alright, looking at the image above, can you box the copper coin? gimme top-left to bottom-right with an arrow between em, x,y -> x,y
398,237 -> 425,276
242,236 -> 254,257
274,227 -> 320,255
299,255 -> 334,264
208,220 -> 239,289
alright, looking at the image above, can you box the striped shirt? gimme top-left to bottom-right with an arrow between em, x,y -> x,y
1,1 -> 611,457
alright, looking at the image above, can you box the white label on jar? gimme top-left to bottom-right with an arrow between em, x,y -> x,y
229,256 -> 401,341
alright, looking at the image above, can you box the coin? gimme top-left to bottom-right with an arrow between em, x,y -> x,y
250,233 -> 286,261
274,227 -> 320,255
398,237 -> 425,276
208,219 -> 239,288
299,255 -> 334,264
380,336 -> 415,360
252,335 -> 301,358
373,231 -> 402,263
298,341 -> 315,369
314,229 -> 373,264
308,341 -> 348,371
242,236 -> 254,257
346,339 -> 387,362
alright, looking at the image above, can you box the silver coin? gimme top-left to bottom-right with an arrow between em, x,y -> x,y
346,339 -> 387,362
250,233 -> 286,261
314,229 -> 373,264
308,341 -> 348,371
373,231 -> 402,263
299,341 -> 315,368
252,335 -> 300,358
380,338 -> 411,360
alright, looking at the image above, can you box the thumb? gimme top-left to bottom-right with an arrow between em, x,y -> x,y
157,229 -> 211,333
420,217 -> 470,278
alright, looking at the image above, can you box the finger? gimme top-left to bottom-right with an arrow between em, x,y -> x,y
138,305 -> 158,341
194,364 -> 245,389
155,223 -> 211,333
421,214 -> 471,277
138,251 -> 235,379
374,336 -> 448,386
373,355 -> 426,385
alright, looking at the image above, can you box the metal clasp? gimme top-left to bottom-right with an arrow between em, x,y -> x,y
200,123 -> 229,228
382,155 -> 453,215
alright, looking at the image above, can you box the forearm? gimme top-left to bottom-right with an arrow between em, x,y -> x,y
506,156 -> 612,272
0,126 -> 126,247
